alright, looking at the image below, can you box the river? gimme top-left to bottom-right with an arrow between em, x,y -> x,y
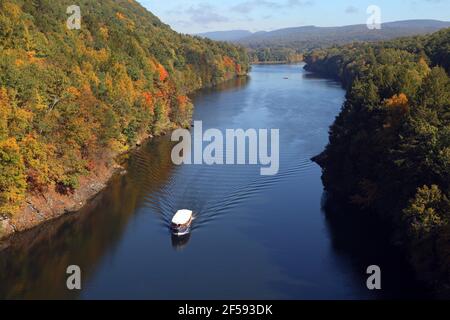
0,64 -> 429,299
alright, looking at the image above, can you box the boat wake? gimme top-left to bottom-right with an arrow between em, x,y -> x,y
133,152 -> 316,234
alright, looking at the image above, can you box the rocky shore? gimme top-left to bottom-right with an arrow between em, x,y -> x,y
0,158 -> 127,240
0,134 -> 151,241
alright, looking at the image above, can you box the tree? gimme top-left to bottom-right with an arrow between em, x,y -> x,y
418,67 -> 450,120
0,87 -> 12,140
0,0 -> 249,216
20,134 -> 54,191
0,138 -> 26,217
404,185 -> 449,238
304,25 -> 450,291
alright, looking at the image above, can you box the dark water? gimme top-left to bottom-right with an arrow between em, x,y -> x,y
0,64 -> 430,299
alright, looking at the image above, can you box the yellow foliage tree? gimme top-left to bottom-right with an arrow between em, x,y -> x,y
20,135 -> 54,190
0,138 -> 26,217
0,87 -> 12,140
383,93 -> 409,129
384,93 -> 409,110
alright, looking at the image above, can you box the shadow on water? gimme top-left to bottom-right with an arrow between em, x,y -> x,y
171,233 -> 191,251
0,65 -> 432,299
302,71 -> 341,83
0,76 -> 252,300
0,137 -> 177,299
321,194 -> 433,299
190,75 -> 250,100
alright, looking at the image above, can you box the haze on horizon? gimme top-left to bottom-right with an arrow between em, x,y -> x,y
139,0 -> 450,34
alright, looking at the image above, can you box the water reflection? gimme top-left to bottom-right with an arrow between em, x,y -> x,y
0,65 -> 430,299
302,71 -> 340,82
191,75 -> 250,98
321,194 -> 432,299
171,233 -> 192,251
0,137 -> 177,299
0,76 -> 252,300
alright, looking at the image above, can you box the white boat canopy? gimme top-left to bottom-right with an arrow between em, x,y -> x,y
172,210 -> 193,225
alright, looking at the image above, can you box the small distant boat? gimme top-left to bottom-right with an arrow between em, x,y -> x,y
283,77 -> 289,79
171,210 -> 193,236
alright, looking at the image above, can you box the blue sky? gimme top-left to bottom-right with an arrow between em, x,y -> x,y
138,0 -> 450,34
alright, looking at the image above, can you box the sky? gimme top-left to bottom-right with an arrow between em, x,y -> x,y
138,0 -> 450,34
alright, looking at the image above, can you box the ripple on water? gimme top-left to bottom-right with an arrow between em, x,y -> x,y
128,145 -> 317,233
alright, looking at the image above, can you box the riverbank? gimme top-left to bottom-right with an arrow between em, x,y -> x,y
251,60 -> 303,65
0,135 -> 144,240
304,30 -> 450,296
0,74 -> 251,242
0,64 -> 431,299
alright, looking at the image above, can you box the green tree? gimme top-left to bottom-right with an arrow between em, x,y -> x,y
404,185 -> 449,238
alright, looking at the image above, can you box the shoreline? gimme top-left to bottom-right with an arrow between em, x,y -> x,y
305,61 -> 450,296
0,137 -> 146,241
0,75 -> 247,242
251,61 -> 303,65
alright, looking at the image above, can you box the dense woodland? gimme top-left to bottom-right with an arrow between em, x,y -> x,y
1,0 -> 449,294
248,47 -> 303,64
240,20 -> 450,63
0,0 -> 249,220
305,28 -> 450,290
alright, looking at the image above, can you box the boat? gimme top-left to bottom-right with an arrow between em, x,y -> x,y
171,209 -> 193,236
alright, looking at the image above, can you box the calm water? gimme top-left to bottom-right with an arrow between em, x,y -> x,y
0,64 -> 429,299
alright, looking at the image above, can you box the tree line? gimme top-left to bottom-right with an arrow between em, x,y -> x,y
305,28 -> 450,291
0,0 -> 249,219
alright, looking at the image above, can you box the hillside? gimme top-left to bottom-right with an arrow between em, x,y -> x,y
197,30 -> 253,42
209,20 -> 450,62
239,20 -> 450,47
0,0 -> 249,235
305,28 -> 450,292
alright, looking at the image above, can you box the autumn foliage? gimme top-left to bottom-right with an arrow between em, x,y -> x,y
157,64 -> 169,82
0,0 -> 249,217
384,93 -> 409,111
306,28 -> 450,289
0,138 -> 26,216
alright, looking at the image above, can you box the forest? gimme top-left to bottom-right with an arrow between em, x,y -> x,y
305,28 -> 450,291
239,20 -> 450,63
247,47 -> 303,64
0,0 -> 249,222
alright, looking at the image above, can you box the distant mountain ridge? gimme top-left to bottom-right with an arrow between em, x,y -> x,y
237,20 -> 450,48
196,30 -> 253,42
198,20 -> 450,45
197,20 -> 450,63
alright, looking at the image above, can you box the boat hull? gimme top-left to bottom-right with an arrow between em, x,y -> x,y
171,226 -> 191,236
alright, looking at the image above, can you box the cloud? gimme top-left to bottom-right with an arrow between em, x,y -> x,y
167,3 -> 229,27
231,0 -> 280,12
187,4 -> 229,25
230,0 -> 313,13
162,0 -> 315,31
287,0 -> 314,7
345,5 -> 359,14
